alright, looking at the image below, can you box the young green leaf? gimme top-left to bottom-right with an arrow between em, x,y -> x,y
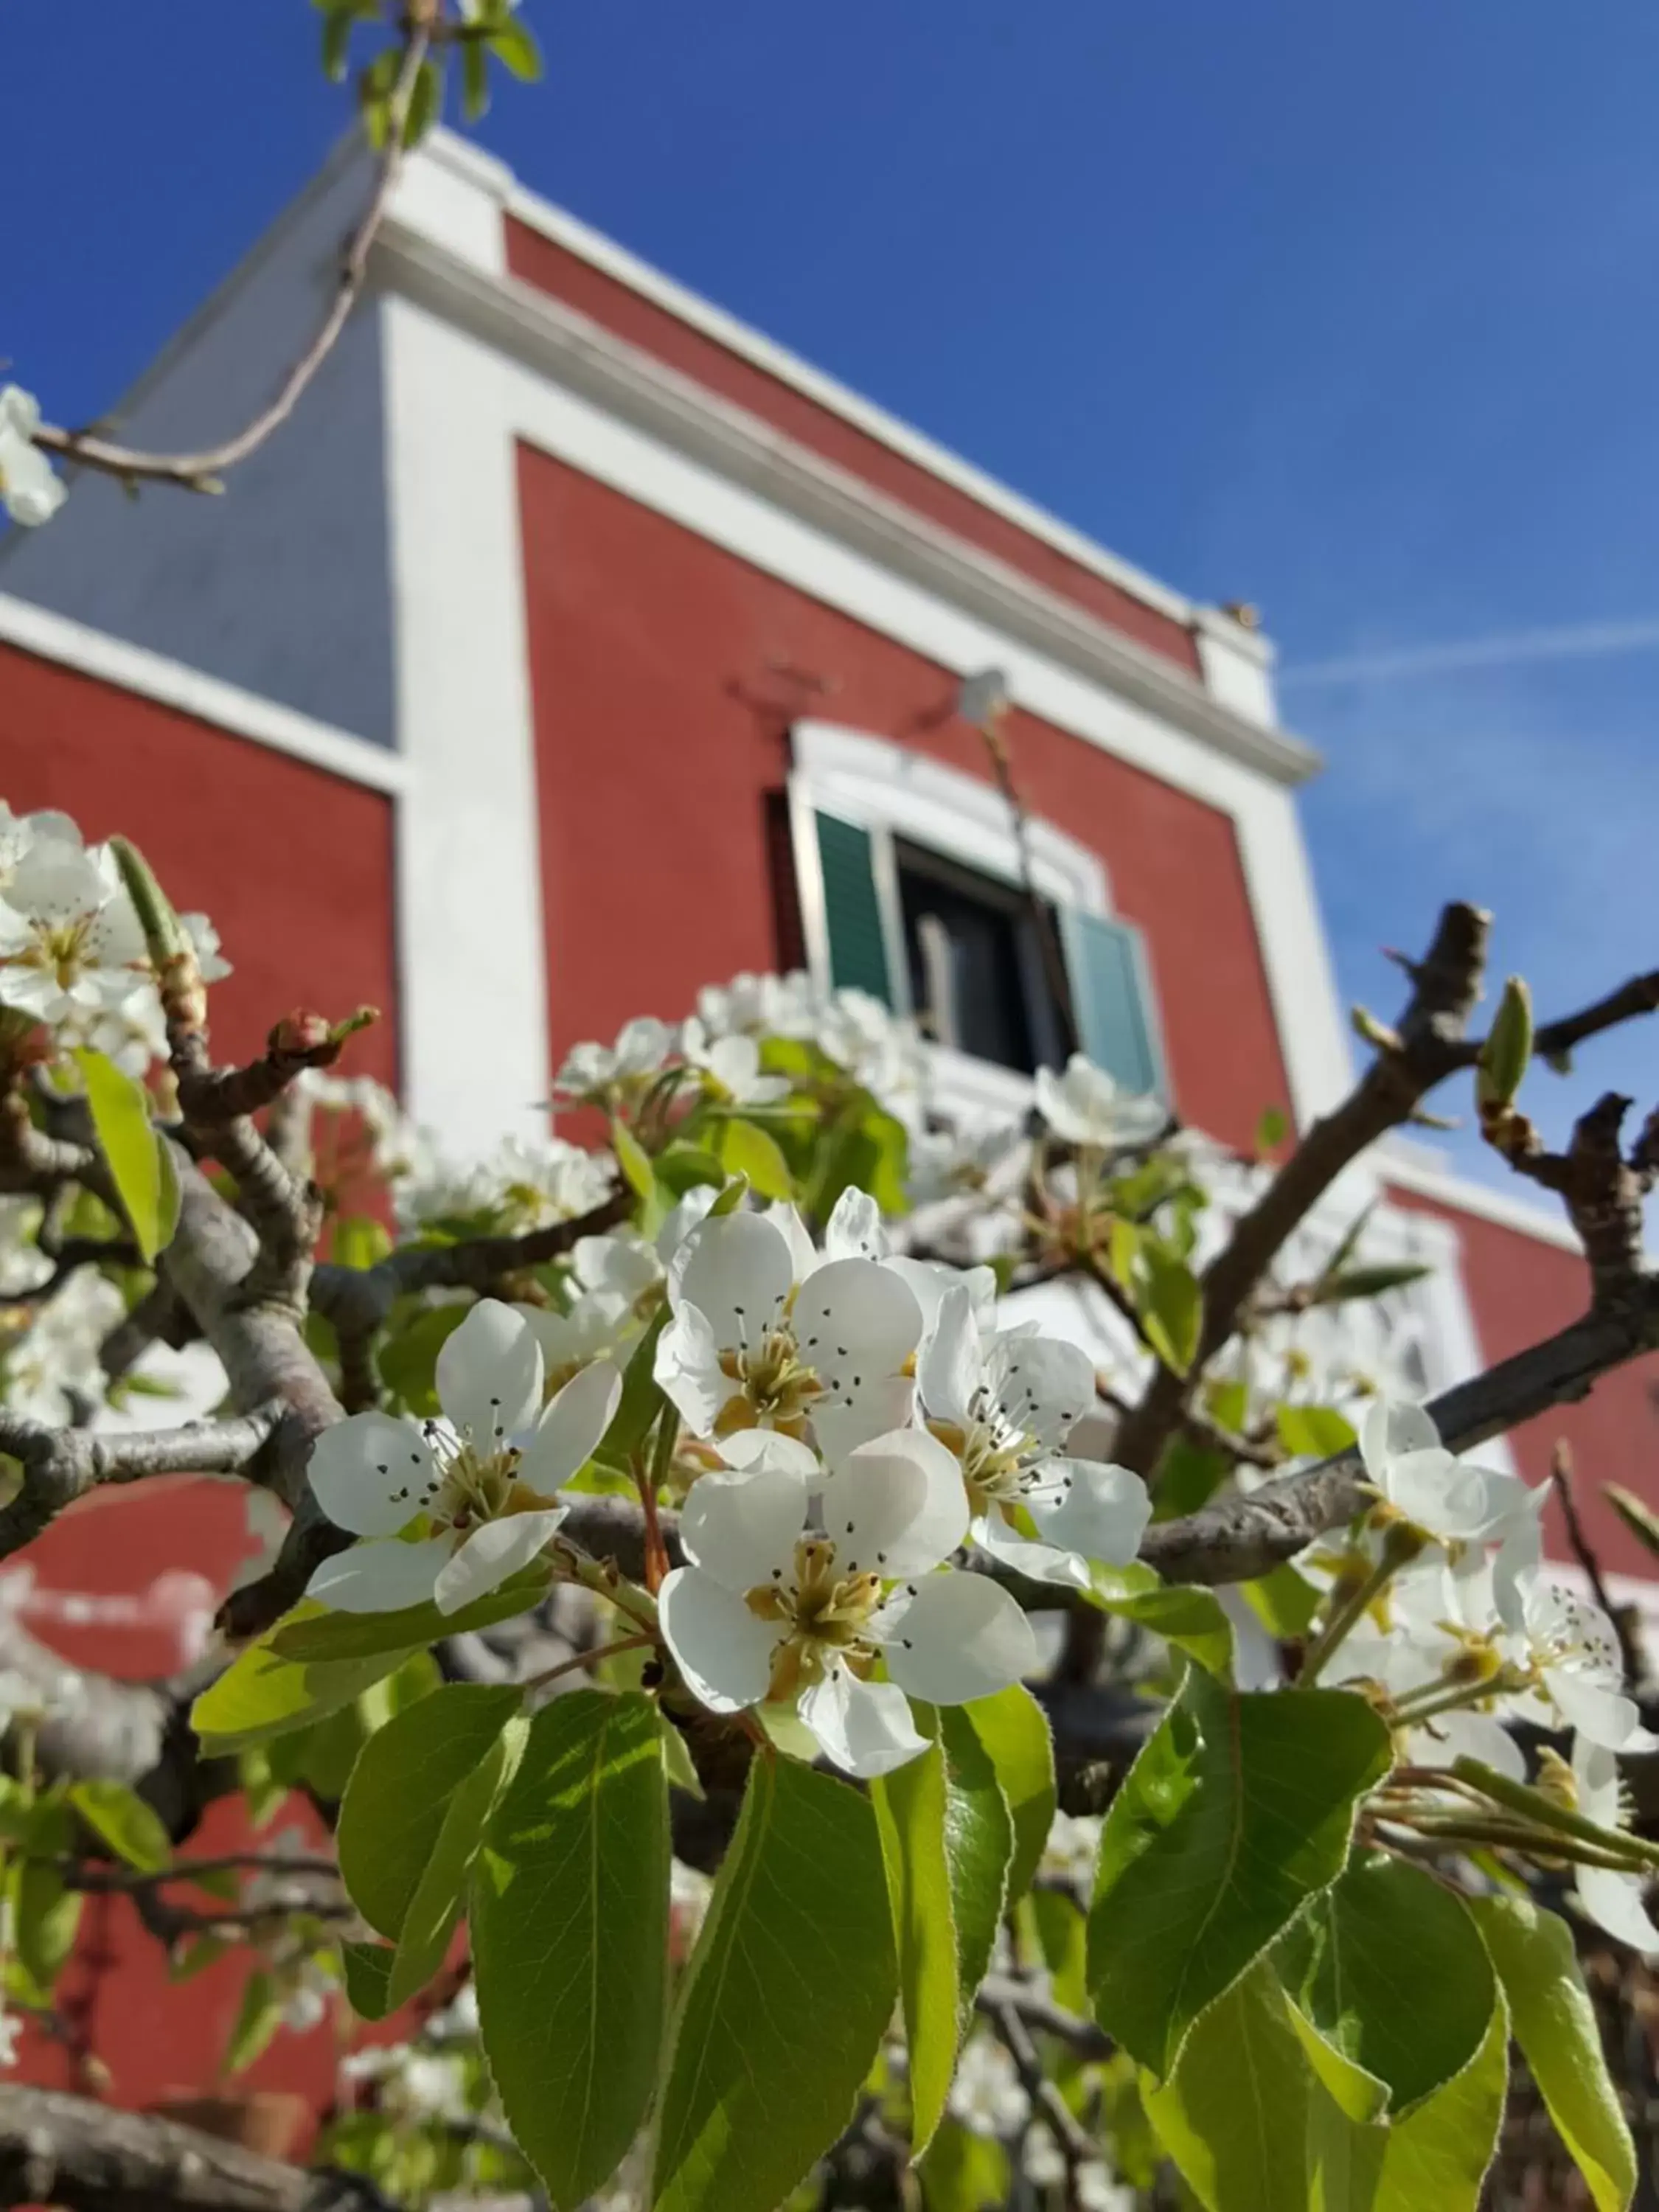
271,1568 -> 551,1664
1277,1854 -> 1496,2116
341,1939 -> 396,2022
473,1692 -> 668,2212
1141,1961 -> 1314,2212
1087,1671 -> 1391,2075
74,1049 -> 173,1262
489,17 -> 543,78
936,1705 -> 1014,2026
1090,1564 -> 1234,1678
611,1118 -> 655,1203
1139,1248 -> 1203,1375
1471,1895 -> 1637,2212
336,1682 -> 526,1941
872,1730 -> 959,2156
388,1710 -> 528,2008
69,1780 -> 172,1875
191,1601 -> 423,1755
1358,1999 -> 1509,2212
715,1116 -> 794,1200
225,1967 -> 284,2076
1275,1405 -> 1358,1459
651,1756 -> 897,2212
959,1683 -> 1055,1906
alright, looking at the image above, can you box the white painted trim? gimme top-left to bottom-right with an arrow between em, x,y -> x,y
375,232 -> 1354,1133
496,157 -> 1204,636
379,296 -> 550,1155
1381,1154 -> 1585,1254
372,220 -> 1322,792
0,591 -> 407,794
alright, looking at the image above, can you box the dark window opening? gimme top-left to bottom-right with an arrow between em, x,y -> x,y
894,839 -> 1065,1075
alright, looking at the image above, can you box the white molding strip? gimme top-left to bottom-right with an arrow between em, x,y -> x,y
373,220 -> 1321,793
0,592 -> 407,794
498,167 -> 1206,638
1381,1152 -> 1585,1254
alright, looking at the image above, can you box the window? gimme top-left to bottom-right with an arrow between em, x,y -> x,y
788,723 -> 1169,1107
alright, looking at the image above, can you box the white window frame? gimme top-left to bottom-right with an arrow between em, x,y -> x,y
787,721 -> 1112,1121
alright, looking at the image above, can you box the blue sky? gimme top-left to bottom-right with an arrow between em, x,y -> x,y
10,1 -> 1658,1194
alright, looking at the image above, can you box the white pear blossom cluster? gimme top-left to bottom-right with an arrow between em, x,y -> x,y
650,1188 -> 1150,1778
0,388 -> 65,529
1318,1399 -> 1659,1950
0,802 -> 229,1074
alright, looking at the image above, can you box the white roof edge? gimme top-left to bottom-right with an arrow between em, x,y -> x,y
0,593 -> 407,795
490,153 -> 1224,644
1380,1151 -> 1585,1254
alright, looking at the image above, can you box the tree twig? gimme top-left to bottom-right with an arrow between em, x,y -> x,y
29,30 -> 433,497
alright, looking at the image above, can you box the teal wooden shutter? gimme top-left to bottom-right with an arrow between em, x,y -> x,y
815,813 -> 894,1004
1059,908 -> 1166,1099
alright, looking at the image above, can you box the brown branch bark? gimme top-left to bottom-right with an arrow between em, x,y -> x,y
0,2088 -> 394,2212
29,32 -> 432,497
0,1405 -> 283,1559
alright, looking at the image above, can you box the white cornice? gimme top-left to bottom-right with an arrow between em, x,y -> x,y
0,594 -> 407,795
372,218 -> 1323,790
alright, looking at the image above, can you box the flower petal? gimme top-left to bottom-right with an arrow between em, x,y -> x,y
799,1668 -> 928,1778
917,1281 -> 981,1429
672,1212 -> 794,1341
882,1571 -> 1038,1705
1029,1460 -> 1150,1568
437,1298 -> 543,1444
885,1257 -> 996,1341
517,1357 -> 622,1496
1360,1397 -> 1441,1486
658,1565 -> 778,1711
716,1429 -> 821,1481
432,1509 -> 566,1614
795,1257 -> 922,1372
653,1304 -> 736,1437
1407,1708 -> 1526,1782
1383,1448 -> 1490,1537
822,1428 -> 967,1576
307,1412 -> 440,1537
305,1537 -> 451,1613
987,1329 -> 1096,1454
680,1466 -> 808,1590
1545,1667 -> 1652,1752
813,1375 -> 917,1464
973,1511 -> 1092,1593
1576,1865 -> 1659,1955
823,1187 -> 888,1263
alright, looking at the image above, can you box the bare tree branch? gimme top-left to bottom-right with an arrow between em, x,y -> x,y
0,1404 -> 283,1559
0,2088 -> 395,2212
28,30 -> 432,498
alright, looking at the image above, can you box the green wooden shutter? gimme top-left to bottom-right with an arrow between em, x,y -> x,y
815,812 -> 894,1004
1059,908 -> 1166,1099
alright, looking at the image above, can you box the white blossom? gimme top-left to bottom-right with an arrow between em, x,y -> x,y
655,1194 -> 924,1461
680,1018 -> 790,1107
0,833 -> 148,1032
1038,1808 -> 1102,1889
0,2008 -> 19,2070
1572,1740 -> 1659,1955
693,970 -> 818,1042
305,1300 -> 620,1615
1357,1398 -> 1525,1545
552,1018 -> 675,1103
1506,1573 -> 1659,1753
947,2033 -> 1029,2137
0,387 -> 66,528
919,1284 -> 1149,1588
2,1266 -> 125,1425
658,1431 -> 1036,1778
1033,1054 -> 1165,1150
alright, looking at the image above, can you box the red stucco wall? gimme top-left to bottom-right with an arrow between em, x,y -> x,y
505,218 -> 1204,681
0,641 -> 399,1086
517,445 -> 1291,1154
1388,1183 -> 1659,1584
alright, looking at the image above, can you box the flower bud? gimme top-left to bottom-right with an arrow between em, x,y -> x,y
1477,975 -> 1532,1116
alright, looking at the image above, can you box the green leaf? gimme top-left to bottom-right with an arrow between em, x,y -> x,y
1091,1563 -> 1234,1677
1471,1895 -> 1636,2211
460,35 -> 490,119
489,16 -> 543,78
338,1682 -> 526,1941
959,1684 -> 1054,1906
1139,1248 -> 1203,1374
191,1601 -> 421,1754
612,1118 -> 655,1203
1603,1483 -> 1659,1560
1029,1886 -> 1088,2013
1348,1999 -> 1509,2212
872,1730 -> 959,2156
9,1857 -> 82,2008
651,1756 -> 897,2212
69,1780 -> 171,1874
1239,1562 -> 1321,1640
389,1710 -> 528,2008
716,1116 -> 794,1200
342,1939 -> 396,2021
321,7 -> 352,80
378,1300 -> 467,1416
271,1567 -> 550,1664
1310,1263 -> 1432,1305
330,1214 -> 393,1270
597,1307 -> 669,1464
936,1706 -> 1014,2025
917,2119 -> 1010,2211
1142,1961 -> 1313,2212
473,1691 -> 668,2211
1254,1105 -> 1288,1152
403,55 -> 441,146
654,1143 -> 728,1196
1277,1854 -> 1495,2117
1275,1405 -> 1358,1459
74,1050 -> 172,1262
1087,1670 -> 1391,2075
226,1967 -> 284,2076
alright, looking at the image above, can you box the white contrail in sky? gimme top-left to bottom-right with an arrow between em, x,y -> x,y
1281,617 -> 1659,687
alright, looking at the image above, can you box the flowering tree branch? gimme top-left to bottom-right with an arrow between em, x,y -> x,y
27,26 -> 433,499
0,2088 -> 397,2212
